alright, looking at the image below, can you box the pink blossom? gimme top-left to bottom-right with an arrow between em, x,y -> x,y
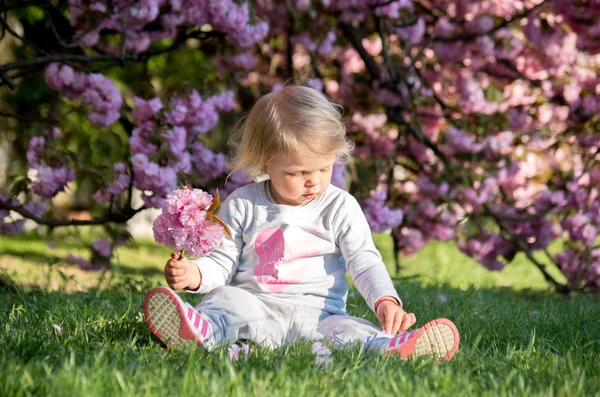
291,32 -> 317,52
434,17 -> 457,39
394,227 -> 427,256
45,64 -> 122,127
26,137 -> 45,168
312,341 -> 333,368
93,162 -> 131,203
132,97 -> 163,125
318,31 -> 337,57
0,207 -> 25,235
443,127 -> 484,156
153,187 -> 225,257
307,78 -> 324,92
32,165 -> 76,198
395,17 -> 425,45
132,154 -> 178,207
225,51 -> 257,70
190,141 -> 227,184
331,163 -> 346,189
562,214 -> 597,244
228,343 -> 252,361
465,16 -> 494,35
209,91 -> 236,112
417,176 -> 449,198
91,237 -> 112,258
458,232 -> 513,271
218,170 -> 252,201
23,200 -> 47,218
362,186 -> 403,233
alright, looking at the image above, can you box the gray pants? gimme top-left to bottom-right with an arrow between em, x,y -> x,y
195,286 -> 393,351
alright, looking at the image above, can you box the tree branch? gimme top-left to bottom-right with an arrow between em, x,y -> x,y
0,110 -> 59,123
0,201 -> 146,227
0,30 -> 223,88
432,0 -> 550,42
0,0 -> 51,12
339,22 -> 382,81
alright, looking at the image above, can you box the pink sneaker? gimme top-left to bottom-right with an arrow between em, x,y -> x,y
143,286 -> 216,349
387,318 -> 460,361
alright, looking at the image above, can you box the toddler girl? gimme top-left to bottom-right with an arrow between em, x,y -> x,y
143,86 -> 460,360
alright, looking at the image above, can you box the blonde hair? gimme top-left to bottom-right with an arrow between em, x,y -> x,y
229,85 -> 353,178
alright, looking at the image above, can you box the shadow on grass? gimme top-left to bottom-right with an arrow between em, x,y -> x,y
2,276 -> 599,358
1,249 -> 164,277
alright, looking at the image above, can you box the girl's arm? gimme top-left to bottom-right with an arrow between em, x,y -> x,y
335,194 -> 402,312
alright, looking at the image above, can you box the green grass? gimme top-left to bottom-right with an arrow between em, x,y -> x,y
1,232 -> 599,396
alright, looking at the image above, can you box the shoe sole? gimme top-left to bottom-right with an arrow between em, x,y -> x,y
390,318 -> 460,361
143,286 -> 204,349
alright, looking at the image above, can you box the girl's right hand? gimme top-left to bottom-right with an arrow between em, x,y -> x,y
164,252 -> 202,291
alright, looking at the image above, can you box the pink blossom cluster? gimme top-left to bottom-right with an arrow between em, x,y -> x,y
395,17 -> 425,45
216,170 -> 252,201
331,163 -> 346,190
0,196 -> 45,235
68,0 -> 269,53
189,141 -> 227,184
362,186 -> 403,233
93,163 -> 131,203
0,195 -> 24,235
561,214 -> 598,246
228,343 -> 252,361
132,154 -> 178,208
555,249 -> 600,290
320,0 -> 413,22
458,231 -> 514,271
554,0 -> 600,54
167,90 -> 235,136
152,187 -> 225,257
311,341 -> 333,368
91,237 -> 113,258
45,63 -> 123,127
350,113 -> 395,158
26,129 -> 76,198
214,51 -> 257,71
129,91 -> 234,207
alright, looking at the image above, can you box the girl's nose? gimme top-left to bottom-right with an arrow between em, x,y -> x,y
305,175 -> 317,187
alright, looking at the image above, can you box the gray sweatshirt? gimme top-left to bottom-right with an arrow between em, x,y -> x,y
191,180 -> 401,315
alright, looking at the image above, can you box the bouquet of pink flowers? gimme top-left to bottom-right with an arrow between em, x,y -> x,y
152,187 -> 231,258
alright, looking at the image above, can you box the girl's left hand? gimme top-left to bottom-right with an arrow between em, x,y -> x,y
376,299 -> 416,335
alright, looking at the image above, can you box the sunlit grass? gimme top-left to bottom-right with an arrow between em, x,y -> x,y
1,231 -> 599,396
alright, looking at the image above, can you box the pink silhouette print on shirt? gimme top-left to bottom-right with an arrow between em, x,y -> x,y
253,227 -> 321,293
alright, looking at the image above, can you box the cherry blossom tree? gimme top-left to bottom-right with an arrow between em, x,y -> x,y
1,0 -> 599,293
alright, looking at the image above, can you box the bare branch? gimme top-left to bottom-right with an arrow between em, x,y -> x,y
0,110 -> 59,123
0,0 -> 51,12
0,200 -> 146,227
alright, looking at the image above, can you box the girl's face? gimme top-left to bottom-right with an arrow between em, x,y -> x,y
265,152 -> 336,206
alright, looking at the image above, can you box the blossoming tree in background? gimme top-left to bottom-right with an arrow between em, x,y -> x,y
0,0 -> 599,293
